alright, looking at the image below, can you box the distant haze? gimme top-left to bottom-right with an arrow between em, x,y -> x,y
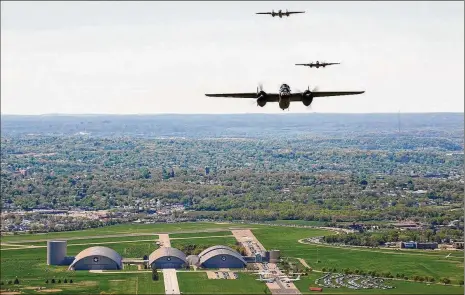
1,1 -> 464,115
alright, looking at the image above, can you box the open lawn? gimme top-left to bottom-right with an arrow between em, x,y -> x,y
252,227 -> 464,282
0,222 -> 252,243
169,231 -> 234,239
177,272 -> 268,294
4,235 -> 159,247
266,220 -> 327,227
294,273 -> 464,294
170,236 -> 239,249
0,272 -> 165,294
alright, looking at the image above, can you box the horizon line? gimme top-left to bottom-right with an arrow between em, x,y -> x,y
1,111 -> 464,116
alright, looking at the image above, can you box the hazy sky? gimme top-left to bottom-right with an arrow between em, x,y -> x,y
1,1 -> 464,114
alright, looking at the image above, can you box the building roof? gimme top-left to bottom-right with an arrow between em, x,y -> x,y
186,255 -> 200,266
198,246 -> 246,266
148,247 -> 187,265
68,246 -> 122,269
198,245 -> 238,258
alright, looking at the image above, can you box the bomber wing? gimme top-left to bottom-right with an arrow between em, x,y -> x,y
205,93 -> 280,102
290,91 -> 365,101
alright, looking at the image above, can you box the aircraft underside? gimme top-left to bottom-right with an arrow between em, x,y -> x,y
278,97 -> 291,110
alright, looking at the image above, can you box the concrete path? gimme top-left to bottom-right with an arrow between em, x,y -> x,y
297,258 -> 311,269
163,269 -> 180,295
158,234 -> 171,247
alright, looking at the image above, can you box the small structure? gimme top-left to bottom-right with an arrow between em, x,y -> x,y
186,255 -> 200,267
309,287 -> 323,292
47,240 -> 67,265
269,250 -> 280,263
416,242 -> 438,250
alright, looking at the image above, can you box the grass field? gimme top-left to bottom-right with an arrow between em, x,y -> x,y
0,222 -> 251,243
252,227 -> 464,282
0,272 -> 165,294
170,236 -> 239,249
266,220 -> 327,226
4,235 -> 159,247
177,272 -> 268,294
169,231 -> 234,239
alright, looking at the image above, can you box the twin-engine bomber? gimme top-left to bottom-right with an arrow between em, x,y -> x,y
256,9 -> 305,18
205,83 -> 365,110
295,61 -> 340,68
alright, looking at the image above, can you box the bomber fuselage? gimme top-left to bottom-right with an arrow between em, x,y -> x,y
278,84 -> 291,110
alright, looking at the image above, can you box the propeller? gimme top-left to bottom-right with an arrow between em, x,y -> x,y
303,85 -> 319,111
253,83 -> 265,107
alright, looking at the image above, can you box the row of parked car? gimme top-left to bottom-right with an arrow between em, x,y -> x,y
315,273 -> 395,290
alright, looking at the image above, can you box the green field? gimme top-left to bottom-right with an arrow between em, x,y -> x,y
4,235 -> 159,247
294,273 -> 464,294
177,272 -> 268,294
266,220 -> 327,226
170,236 -> 239,249
170,231 -> 234,239
0,222 -> 251,243
252,227 -> 464,282
0,272 -> 165,294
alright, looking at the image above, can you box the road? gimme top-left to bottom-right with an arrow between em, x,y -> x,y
163,269 -> 180,295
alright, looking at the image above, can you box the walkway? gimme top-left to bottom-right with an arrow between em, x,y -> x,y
158,234 -> 171,247
163,269 -> 180,295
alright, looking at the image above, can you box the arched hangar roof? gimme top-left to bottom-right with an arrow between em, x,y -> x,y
198,245 -> 246,265
149,247 -> 187,265
68,246 -> 122,269
198,245 -> 238,258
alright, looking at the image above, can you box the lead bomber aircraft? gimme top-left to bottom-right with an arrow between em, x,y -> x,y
205,83 -> 365,111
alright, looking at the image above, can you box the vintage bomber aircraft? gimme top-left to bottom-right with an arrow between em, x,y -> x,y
295,61 -> 340,68
256,9 -> 305,18
205,83 -> 365,110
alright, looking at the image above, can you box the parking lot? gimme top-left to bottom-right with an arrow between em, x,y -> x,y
315,273 -> 395,290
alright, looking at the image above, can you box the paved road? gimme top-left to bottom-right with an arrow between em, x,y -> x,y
163,269 -> 180,295
159,234 -> 171,248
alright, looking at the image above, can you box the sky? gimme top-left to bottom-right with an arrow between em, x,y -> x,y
1,1 -> 464,115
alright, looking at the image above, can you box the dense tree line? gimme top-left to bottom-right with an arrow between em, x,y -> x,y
1,121 -> 463,230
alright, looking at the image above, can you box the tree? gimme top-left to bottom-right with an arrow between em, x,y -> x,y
459,280 -> 464,286
64,279 -> 68,283
441,278 -> 451,285
70,279 -> 73,284
51,279 -> 56,284
13,278 -> 19,284
152,268 -> 159,281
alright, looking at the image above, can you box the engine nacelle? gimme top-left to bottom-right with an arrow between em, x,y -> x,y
302,90 -> 313,106
257,91 -> 267,107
